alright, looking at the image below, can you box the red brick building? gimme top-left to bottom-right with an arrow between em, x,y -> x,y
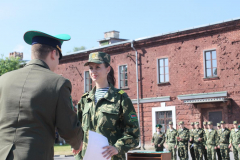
55,19 -> 240,149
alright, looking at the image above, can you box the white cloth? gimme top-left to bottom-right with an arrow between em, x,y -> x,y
208,129 -> 212,132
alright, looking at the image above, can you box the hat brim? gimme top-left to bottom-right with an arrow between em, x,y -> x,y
24,30 -> 71,45
84,60 -> 104,66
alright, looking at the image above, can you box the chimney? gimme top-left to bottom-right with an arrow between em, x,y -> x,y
98,31 -> 128,46
9,52 -> 23,60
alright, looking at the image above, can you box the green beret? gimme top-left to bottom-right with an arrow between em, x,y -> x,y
208,121 -> 213,125
156,124 -> 162,128
178,121 -> 184,125
238,125 -> 240,129
217,123 -> 220,127
220,121 -> 225,124
190,122 -> 194,126
84,52 -> 110,66
169,121 -> 173,125
203,121 -> 207,125
195,122 -> 199,125
233,121 -> 238,125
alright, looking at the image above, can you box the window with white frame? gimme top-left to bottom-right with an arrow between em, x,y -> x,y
205,50 -> 217,78
85,71 -> 92,92
158,58 -> 169,83
119,65 -> 128,88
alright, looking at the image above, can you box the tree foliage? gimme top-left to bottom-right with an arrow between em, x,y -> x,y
0,55 -> 22,76
73,46 -> 86,52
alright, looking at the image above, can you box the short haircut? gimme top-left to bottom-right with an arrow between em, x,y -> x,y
31,44 -> 58,60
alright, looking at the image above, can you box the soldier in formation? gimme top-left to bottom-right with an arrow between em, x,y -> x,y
229,121 -> 240,160
177,121 -> 190,160
189,122 -> 195,160
203,121 -> 208,160
205,121 -> 218,160
166,121 -> 178,160
152,124 -> 165,151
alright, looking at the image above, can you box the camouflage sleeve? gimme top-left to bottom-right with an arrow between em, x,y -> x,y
190,131 -> 193,140
215,131 -> 219,146
77,98 -> 84,123
160,134 -> 165,146
165,131 -> 168,143
113,97 -> 140,154
182,130 -> 190,142
229,130 -> 232,144
151,134 -> 155,143
177,132 -> 179,145
217,131 -> 220,146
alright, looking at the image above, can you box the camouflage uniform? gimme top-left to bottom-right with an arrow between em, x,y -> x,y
191,122 -> 205,160
152,124 -> 165,151
217,121 -> 230,160
203,122 -> 208,160
166,122 -> 177,160
177,122 -> 189,160
216,123 -> 222,160
229,121 -> 240,160
205,122 -> 218,160
76,52 -> 140,160
189,125 -> 196,160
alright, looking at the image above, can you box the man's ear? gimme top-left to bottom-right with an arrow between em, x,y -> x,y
50,50 -> 56,60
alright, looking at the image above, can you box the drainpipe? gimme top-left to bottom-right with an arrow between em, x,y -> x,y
131,40 -> 141,149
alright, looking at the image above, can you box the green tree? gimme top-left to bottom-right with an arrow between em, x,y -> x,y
0,55 -> 21,76
73,46 -> 86,52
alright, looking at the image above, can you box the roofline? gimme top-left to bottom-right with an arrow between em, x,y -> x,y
63,17 -> 240,58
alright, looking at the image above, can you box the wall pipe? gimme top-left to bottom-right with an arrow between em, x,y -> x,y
131,40 -> 141,149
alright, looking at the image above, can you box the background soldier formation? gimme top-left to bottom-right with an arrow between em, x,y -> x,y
152,121 -> 240,160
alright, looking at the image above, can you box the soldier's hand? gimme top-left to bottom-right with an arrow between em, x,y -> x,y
214,146 -> 217,149
218,145 -> 220,149
198,138 -> 202,141
238,144 -> 240,148
228,144 -> 232,149
152,143 -> 154,146
205,147 -> 207,150
158,144 -> 161,147
102,145 -> 118,159
174,145 -> 177,149
189,138 -> 193,142
72,141 -> 83,155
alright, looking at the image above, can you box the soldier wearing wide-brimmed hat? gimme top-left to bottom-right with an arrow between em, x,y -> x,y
217,121 -> 230,160
216,123 -> 222,160
166,121 -> 177,160
202,121 -> 208,160
177,121 -> 189,160
152,124 -> 165,151
189,122 -> 195,160
205,121 -> 218,160
230,121 -> 240,160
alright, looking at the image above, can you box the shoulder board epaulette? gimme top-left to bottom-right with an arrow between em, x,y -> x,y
118,90 -> 125,94
118,90 -> 128,98
82,92 -> 89,97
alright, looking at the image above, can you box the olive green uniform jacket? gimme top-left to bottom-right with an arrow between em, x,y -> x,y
152,132 -> 165,151
77,84 -> 140,160
0,59 -> 83,160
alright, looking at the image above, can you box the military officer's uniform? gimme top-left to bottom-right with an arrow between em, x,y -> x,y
189,122 -> 196,160
166,121 -> 177,160
152,124 -> 165,151
205,121 -> 218,160
203,121 -> 208,160
217,121 -> 230,160
177,121 -> 189,160
216,123 -> 222,160
0,31 -> 83,160
191,122 -> 205,160
76,52 -> 140,160
229,121 -> 240,160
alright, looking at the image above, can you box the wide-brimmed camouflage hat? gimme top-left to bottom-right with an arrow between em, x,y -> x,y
190,122 -> 194,126
208,121 -> 213,125
233,121 -> 238,125
84,52 -> 110,66
217,123 -> 220,127
169,121 -> 173,125
220,121 -> 225,124
203,121 -> 207,125
195,122 -> 199,125
178,121 -> 184,125
156,124 -> 162,128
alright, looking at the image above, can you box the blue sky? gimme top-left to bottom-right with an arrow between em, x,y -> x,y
1,0 -> 240,60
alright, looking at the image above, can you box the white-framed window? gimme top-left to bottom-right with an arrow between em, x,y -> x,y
84,71 -> 92,92
157,58 -> 169,83
152,103 -> 176,134
118,65 -> 128,89
204,50 -> 217,78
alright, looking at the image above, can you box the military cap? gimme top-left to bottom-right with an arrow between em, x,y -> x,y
84,52 -> 110,66
217,123 -> 220,127
203,121 -> 207,125
233,121 -> 238,125
24,30 -> 71,60
190,122 -> 194,126
169,121 -> 173,125
178,121 -> 184,125
156,124 -> 162,128
220,121 -> 225,124
208,121 -> 213,125
238,125 -> 240,129
195,122 -> 199,125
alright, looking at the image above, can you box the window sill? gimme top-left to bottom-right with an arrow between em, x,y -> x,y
120,87 -> 129,90
203,77 -> 219,81
157,82 -> 170,86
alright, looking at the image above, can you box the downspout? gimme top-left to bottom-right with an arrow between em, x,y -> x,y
131,40 -> 141,149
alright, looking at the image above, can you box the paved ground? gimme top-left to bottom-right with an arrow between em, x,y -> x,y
54,152 -> 234,160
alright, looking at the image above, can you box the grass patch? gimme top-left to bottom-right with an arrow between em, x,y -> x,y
54,144 -> 73,155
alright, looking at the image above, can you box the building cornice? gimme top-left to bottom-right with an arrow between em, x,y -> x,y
177,91 -> 227,100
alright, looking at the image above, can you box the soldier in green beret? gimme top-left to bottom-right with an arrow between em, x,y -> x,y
203,121 -> 208,160
165,121 -> 177,160
190,122 -> 205,160
152,124 -> 165,151
189,122 -> 196,160
216,123 -> 222,160
205,121 -> 218,160
229,121 -> 240,160
73,52 -> 140,160
217,121 -> 230,160
177,121 -> 189,160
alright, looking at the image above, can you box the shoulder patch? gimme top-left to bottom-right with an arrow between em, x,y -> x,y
118,90 -> 129,98
118,90 -> 125,94
128,111 -> 138,122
